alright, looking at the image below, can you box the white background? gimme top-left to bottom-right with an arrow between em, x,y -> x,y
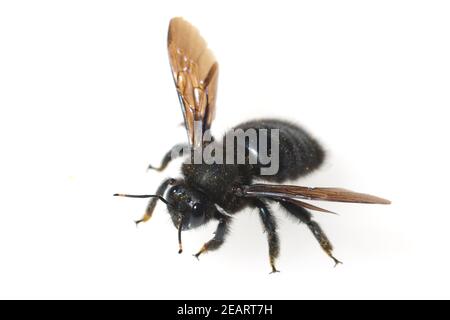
0,1 -> 449,300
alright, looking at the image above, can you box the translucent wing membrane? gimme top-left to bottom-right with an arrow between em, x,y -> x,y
168,17 -> 218,148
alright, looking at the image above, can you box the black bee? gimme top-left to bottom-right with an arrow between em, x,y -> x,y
114,17 -> 390,273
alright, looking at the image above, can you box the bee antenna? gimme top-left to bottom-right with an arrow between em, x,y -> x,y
178,222 -> 183,254
113,194 -> 171,207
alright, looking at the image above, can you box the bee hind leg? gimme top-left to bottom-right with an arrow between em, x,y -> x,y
279,201 -> 342,267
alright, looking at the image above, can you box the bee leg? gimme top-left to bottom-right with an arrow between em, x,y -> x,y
147,143 -> 188,172
308,220 -> 342,267
134,178 -> 176,226
194,214 -> 230,259
254,199 -> 280,274
280,202 -> 342,267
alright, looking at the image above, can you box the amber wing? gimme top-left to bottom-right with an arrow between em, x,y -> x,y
168,17 -> 218,148
240,184 -> 391,205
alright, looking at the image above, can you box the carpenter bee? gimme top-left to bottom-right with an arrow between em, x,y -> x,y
114,17 -> 390,273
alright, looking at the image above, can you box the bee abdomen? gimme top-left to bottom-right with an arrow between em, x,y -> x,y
230,119 -> 325,182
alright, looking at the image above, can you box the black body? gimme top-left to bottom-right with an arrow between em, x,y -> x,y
181,119 -> 325,213
149,119 -> 339,272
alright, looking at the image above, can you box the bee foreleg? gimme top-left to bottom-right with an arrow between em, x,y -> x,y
135,178 -> 176,225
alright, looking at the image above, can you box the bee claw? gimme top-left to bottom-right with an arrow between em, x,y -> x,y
269,269 -> 280,274
332,257 -> 343,267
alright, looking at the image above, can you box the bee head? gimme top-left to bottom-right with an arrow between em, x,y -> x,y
167,182 -> 215,231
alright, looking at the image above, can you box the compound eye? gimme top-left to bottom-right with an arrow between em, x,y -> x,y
192,203 -> 204,216
170,186 -> 180,195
